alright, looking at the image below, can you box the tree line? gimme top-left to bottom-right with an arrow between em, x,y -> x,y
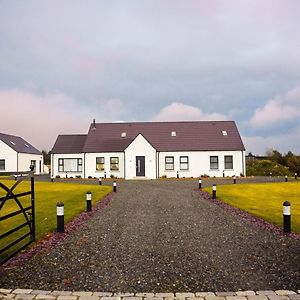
247,150 -> 300,176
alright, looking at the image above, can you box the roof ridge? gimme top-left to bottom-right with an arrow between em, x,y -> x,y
92,120 -> 234,125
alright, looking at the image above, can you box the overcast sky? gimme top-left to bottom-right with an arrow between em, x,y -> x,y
1,0 -> 300,154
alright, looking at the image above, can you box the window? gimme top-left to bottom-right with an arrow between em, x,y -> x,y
110,157 -> 119,171
210,156 -> 219,170
222,130 -> 228,136
0,159 -> 5,170
224,155 -> 233,169
165,156 -> 174,170
180,156 -> 189,170
58,158 -> 82,172
96,157 -> 105,171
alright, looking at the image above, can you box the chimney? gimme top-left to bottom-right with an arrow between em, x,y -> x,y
92,119 -> 96,130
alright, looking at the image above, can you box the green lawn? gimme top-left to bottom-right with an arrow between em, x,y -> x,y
204,182 -> 300,233
0,179 -> 112,260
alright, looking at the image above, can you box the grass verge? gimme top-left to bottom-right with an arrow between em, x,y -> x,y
0,179 -> 112,260
204,182 -> 300,233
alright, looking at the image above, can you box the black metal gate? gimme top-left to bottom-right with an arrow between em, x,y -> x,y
0,170 -> 35,265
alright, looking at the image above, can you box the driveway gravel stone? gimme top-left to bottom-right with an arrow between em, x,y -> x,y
1,179 -> 300,292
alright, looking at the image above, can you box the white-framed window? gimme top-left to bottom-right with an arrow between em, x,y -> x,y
58,158 -> 82,172
224,155 -> 233,169
110,157 -> 119,171
0,159 -> 5,170
210,156 -> 219,170
165,156 -> 174,170
96,157 -> 105,171
180,156 -> 189,170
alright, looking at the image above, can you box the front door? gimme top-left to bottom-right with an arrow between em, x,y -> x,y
136,156 -> 145,176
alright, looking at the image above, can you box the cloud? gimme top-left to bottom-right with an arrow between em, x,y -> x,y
243,126 -> 300,155
0,89 -> 90,151
250,86 -> 300,128
152,102 -> 227,121
0,89 -> 130,150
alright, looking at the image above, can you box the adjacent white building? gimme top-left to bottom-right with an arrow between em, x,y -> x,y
51,121 -> 246,179
0,133 -> 44,174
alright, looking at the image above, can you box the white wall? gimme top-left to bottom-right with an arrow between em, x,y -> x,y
85,152 -> 124,179
51,149 -> 246,179
0,140 -> 17,172
158,150 -> 245,178
18,153 -> 43,174
124,134 -> 157,179
51,153 -> 83,178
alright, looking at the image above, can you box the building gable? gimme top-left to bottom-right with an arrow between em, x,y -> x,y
0,133 -> 41,155
125,133 -> 156,152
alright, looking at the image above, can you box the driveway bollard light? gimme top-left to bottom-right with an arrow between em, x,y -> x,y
295,173 -> 298,180
56,202 -> 64,233
177,171 -> 179,179
285,175 -> 288,182
86,191 -> 92,212
104,171 -> 107,179
113,181 -> 117,192
51,175 -> 54,182
233,175 -> 236,184
198,178 -> 202,189
99,177 -> 102,185
283,201 -> 291,233
212,184 -> 217,199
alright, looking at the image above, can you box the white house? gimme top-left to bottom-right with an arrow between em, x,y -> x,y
0,133 -> 44,174
51,121 -> 246,179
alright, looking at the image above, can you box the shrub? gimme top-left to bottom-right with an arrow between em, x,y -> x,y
160,174 -> 167,179
201,174 -> 210,178
75,175 -> 81,179
55,175 -> 60,179
88,176 -> 93,179
246,159 -> 291,176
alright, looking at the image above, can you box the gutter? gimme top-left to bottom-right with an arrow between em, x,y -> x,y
242,150 -> 245,176
157,151 -> 160,179
83,153 -> 86,178
124,151 -> 126,180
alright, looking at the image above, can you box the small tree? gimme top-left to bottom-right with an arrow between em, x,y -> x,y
42,150 -> 51,165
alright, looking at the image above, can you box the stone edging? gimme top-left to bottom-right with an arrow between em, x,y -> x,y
1,289 -> 300,300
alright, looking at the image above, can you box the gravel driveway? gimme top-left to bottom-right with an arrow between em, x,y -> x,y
1,179 -> 300,291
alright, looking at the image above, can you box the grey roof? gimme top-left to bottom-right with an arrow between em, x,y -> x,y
83,121 -> 245,152
51,134 -> 87,154
0,133 -> 41,155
